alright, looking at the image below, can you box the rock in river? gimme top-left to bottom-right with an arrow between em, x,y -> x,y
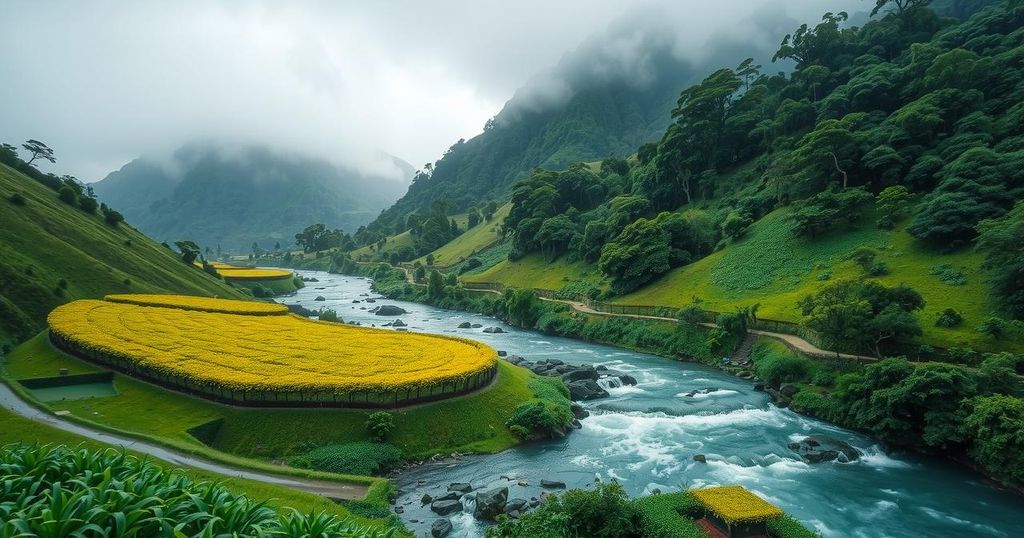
457,322 -> 472,329
540,479 -> 566,489
448,482 -> 473,493
431,519 -> 453,538
430,499 -> 463,515
567,379 -> 609,401
371,305 -> 408,316
314,296 -> 326,301
789,435 -> 861,463
482,326 -> 505,333
474,486 -> 508,520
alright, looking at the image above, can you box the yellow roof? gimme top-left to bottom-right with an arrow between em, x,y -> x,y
691,486 -> 784,524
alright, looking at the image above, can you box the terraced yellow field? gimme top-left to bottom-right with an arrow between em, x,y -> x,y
104,294 -> 289,315
48,297 -> 497,397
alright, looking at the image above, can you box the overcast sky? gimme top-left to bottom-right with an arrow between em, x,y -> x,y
0,0 -> 856,182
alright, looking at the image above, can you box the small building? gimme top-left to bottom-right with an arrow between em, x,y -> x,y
691,485 -> 784,538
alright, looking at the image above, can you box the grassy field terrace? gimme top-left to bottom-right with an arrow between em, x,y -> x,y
47,294 -> 498,408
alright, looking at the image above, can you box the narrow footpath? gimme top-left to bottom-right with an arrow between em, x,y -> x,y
0,381 -> 368,500
397,265 -> 876,362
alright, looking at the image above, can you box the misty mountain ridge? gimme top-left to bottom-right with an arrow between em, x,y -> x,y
93,143 -> 413,250
369,8 -> 809,232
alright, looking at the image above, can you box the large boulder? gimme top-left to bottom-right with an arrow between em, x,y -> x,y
567,380 -> 609,401
448,483 -> 473,494
430,499 -> 463,515
617,374 -> 638,386
788,435 -> 861,463
431,519 -> 453,538
561,366 -> 599,383
372,305 -> 408,316
314,296 -> 326,301
457,322 -> 472,329
473,486 -> 508,520
482,326 -> 505,334
570,403 -> 589,420
540,479 -> 566,489
504,498 -> 528,514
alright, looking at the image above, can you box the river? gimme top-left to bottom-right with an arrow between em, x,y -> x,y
283,270 -> 1021,537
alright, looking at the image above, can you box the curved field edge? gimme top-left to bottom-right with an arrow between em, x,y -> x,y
3,331 -> 551,460
48,299 -> 497,397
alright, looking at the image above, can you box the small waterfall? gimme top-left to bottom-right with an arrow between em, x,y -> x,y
597,377 -> 623,390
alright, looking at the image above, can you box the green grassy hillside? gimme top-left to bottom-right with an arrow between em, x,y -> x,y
415,203 -> 511,266
619,206 -> 1012,352
0,163 -> 245,344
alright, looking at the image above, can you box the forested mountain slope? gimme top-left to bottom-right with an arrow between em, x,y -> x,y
488,0 -> 1024,352
94,144 -> 413,251
0,159 -> 245,346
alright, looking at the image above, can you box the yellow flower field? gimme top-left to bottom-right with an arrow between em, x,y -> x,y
217,268 -> 294,280
691,485 -> 784,524
48,298 -> 497,396
105,294 -> 289,315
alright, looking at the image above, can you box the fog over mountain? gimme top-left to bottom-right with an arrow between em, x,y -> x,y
0,0 -> 855,182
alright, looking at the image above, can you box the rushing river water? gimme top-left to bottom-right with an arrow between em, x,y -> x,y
282,271 -> 1021,538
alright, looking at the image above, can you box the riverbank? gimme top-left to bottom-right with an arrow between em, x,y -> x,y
341,263 -> 1024,502
278,269 -> 1022,537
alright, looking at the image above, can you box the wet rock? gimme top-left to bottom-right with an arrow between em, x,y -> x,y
596,365 -> 608,371
505,498 -> 528,514
352,300 -> 361,303
779,383 -> 800,397
693,454 -> 707,463
548,359 -> 565,366
457,322 -> 472,329
570,403 -> 589,419
430,500 -> 463,515
482,326 -> 505,334
571,419 -> 582,429
753,383 -> 766,391
314,296 -> 326,301
567,380 -> 609,401
497,350 -> 507,357
789,435 -> 861,463
285,304 -> 316,317
421,494 -> 432,504
736,371 -> 754,379
394,506 -> 404,514
473,486 -> 508,520
431,519 -> 453,538
471,323 -> 483,328
529,499 -> 540,507
364,298 -> 376,303
618,374 -> 638,386
434,492 -> 461,502
371,305 -> 407,316
561,366 -> 599,383
448,483 -> 473,494
540,479 -> 566,489
392,319 -> 407,327
505,355 -> 526,365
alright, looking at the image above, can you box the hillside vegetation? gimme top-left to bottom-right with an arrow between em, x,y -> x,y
0,161 -> 244,345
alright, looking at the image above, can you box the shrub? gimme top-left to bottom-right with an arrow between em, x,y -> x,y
8,192 -> 26,205
318,308 -> 341,323
752,343 -> 813,386
867,261 -> 889,276
929,263 -> 967,286
506,400 -> 572,440
488,481 -> 638,538
102,207 -> 124,226
58,185 -> 78,205
366,411 -> 395,442
935,308 -> 964,328
78,195 -> 98,213
291,441 -> 402,476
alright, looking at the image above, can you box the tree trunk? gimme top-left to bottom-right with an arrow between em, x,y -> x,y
830,151 -> 849,189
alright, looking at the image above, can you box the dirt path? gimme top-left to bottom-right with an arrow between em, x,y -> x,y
0,381 -> 368,500
396,263 -> 875,362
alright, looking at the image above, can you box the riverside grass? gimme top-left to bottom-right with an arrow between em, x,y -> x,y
48,297 -> 497,395
105,293 -> 289,315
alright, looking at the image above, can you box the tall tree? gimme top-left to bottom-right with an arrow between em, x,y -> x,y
21,139 -> 55,166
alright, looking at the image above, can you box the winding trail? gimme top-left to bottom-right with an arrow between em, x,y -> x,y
396,265 -> 876,362
0,381 -> 368,500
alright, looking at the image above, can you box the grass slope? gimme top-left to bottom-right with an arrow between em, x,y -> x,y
416,203 -> 511,266
461,253 -> 603,291
4,333 -> 543,460
620,207 -> 1012,352
0,163 -> 245,344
